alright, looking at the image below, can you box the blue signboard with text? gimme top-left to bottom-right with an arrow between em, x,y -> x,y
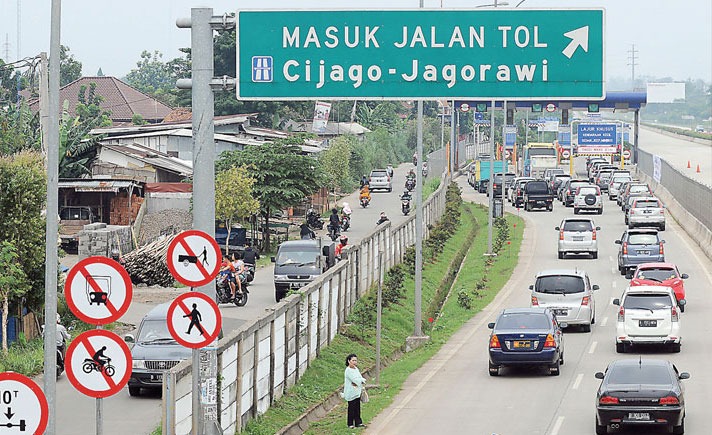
577,123 -> 617,145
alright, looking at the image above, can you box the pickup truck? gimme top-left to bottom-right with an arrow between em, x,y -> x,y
59,206 -> 97,252
272,239 -> 335,302
522,180 -> 554,212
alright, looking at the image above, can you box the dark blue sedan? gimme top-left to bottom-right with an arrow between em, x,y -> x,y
488,307 -> 565,376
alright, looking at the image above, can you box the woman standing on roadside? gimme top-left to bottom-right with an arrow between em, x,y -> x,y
344,353 -> 367,429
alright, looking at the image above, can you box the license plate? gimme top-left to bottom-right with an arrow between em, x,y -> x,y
513,340 -> 530,349
639,319 -> 657,327
553,309 -> 568,316
639,250 -> 650,255
644,210 -> 652,213
291,282 -> 307,288
628,412 -> 650,421
572,237 -> 584,241
151,374 -> 163,382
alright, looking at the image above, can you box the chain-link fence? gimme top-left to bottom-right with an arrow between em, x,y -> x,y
637,148 -> 712,231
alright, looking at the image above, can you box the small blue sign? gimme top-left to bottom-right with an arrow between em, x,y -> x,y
252,56 -> 273,82
578,124 -> 617,145
558,131 -> 571,146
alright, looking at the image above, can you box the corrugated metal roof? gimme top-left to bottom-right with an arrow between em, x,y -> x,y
99,143 -> 193,176
58,180 -> 139,192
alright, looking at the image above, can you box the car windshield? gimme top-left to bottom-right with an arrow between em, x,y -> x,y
607,365 -> 672,385
138,319 -> 174,343
636,268 -> 677,281
627,234 -> 659,245
535,276 -> 585,294
634,200 -> 660,208
526,182 -> 549,193
496,313 -> 551,329
562,220 -> 593,232
623,294 -> 673,310
276,249 -> 319,265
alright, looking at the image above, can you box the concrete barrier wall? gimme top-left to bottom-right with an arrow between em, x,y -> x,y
162,173 -> 449,435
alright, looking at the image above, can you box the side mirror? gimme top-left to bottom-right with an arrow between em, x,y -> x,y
681,273 -> 689,279
612,298 -> 620,306
614,240 -> 622,244
678,299 -> 686,307
661,240 -> 666,244
595,226 -> 601,230
124,334 -> 135,343
271,256 -> 276,263
487,322 -> 495,329
554,227 -> 560,231
595,372 -> 605,380
592,285 -> 600,290
679,372 -> 690,380
528,285 -> 534,290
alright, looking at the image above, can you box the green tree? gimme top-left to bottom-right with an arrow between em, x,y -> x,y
0,241 -> 30,352
319,136 -> 353,207
60,45 -> 82,86
124,50 -> 179,106
0,103 -> 41,156
0,152 -> 47,313
214,166 -> 260,254
216,135 -> 324,251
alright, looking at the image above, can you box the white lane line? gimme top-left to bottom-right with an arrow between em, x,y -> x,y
609,255 -> 613,262
612,281 -> 617,288
550,416 -> 565,435
601,317 -> 609,327
588,341 -> 598,354
611,266 -> 617,275
572,373 -> 584,390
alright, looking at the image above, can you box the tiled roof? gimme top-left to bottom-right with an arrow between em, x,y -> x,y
29,76 -> 173,123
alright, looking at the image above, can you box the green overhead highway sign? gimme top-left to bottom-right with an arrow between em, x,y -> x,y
236,9 -> 604,100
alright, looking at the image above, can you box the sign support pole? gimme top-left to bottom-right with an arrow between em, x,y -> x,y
502,99 -> 508,216
96,324 -> 103,435
487,101 -> 495,255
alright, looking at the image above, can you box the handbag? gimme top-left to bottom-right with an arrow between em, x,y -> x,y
360,388 -> 369,403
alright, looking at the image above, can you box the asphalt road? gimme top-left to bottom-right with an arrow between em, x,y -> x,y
638,127 -> 712,187
366,159 -> 712,435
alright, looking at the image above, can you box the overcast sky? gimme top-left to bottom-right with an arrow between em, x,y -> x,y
1,0 -> 710,84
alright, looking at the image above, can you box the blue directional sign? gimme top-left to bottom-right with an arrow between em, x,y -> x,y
577,123 -> 617,145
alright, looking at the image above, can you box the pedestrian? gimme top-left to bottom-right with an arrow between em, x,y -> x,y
343,353 -> 367,429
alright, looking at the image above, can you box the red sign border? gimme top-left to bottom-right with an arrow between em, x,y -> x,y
0,372 -> 48,435
167,292 -> 222,349
166,230 -> 222,287
65,329 -> 133,399
64,256 -> 133,325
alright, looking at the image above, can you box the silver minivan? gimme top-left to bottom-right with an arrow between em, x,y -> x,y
529,269 -> 599,332
556,218 -> 600,259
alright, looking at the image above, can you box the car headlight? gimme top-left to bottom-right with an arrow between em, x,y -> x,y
132,359 -> 146,369
309,275 -> 320,280
274,275 -> 288,281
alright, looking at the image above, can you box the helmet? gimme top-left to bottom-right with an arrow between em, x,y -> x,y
110,249 -> 120,259
332,208 -> 338,214
339,235 -> 348,243
342,202 -> 349,208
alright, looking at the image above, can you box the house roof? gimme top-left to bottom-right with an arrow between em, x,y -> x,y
29,76 -> 173,123
98,142 -> 193,176
285,121 -> 371,136
91,114 -> 252,136
57,179 -> 142,192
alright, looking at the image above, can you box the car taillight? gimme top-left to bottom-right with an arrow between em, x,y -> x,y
592,229 -> 597,241
630,209 -> 635,215
599,396 -> 619,405
617,307 -> 625,321
581,296 -> 590,306
622,242 -> 628,255
531,295 -> 539,306
659,243 -> 664,255
489,335 -> 501,348
671,306 -> 679,322
559,229 -> 564,241
659,396 -> 680,405
543,334 -> 556,348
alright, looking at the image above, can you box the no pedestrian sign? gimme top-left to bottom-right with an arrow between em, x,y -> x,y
167,292 -> 222,349
65,329 -> 132,398
0,372 -> 48,435
64,256 -> 133,325
167,230 -> 222,287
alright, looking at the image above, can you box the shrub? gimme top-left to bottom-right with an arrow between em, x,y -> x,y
457,290 -> 472,309
382,264 -> 405,306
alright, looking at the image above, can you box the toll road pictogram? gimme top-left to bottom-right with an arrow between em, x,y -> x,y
65,329 -> 132,398
167,292 -> 222,349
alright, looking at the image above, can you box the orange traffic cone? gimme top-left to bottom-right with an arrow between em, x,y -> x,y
687,160 -> 691,168
696,164 -> 701,173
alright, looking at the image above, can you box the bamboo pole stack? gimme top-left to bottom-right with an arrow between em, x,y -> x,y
123,235 -> 177,287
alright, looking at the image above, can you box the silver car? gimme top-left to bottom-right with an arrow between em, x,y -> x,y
628,196 -> 666,230
368,169 -> 392,192
556,217 -> 600,259
607,175 -> 632,200
529,269 -> 599,332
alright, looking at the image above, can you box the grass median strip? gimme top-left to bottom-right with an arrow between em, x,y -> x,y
242,201 -> 524,434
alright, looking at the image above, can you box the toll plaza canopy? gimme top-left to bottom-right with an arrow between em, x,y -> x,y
455,91 -> 647,111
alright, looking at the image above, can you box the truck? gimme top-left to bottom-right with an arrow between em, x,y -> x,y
271,239 -> 336,302
523,142 -> 558,178
473,160 -> 506,193
59,206 -> 97,252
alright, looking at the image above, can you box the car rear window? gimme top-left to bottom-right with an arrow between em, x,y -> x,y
535,275 -> 585,294
578,187 -> 598,195
636,268 -> 677,281
627,234 -> 659,245
496,313 -> 551,329
570,181 -> 589,190
562,220 -> 593,232
607,365 -> 672,385
623,293 -> 673,310
629,185 -> 650,193
634,200 -> 660,208
526,181 -> 549,193
371,171 -> 388,177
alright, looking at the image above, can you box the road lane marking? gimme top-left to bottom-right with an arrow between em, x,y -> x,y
588,341 -> 598,354
612,281 -> 617,288
572,373 -> 584,390
611,266 -> 617,275
609,255 -> 613,262
601,317 -> 608,327
549,416 -> 565,435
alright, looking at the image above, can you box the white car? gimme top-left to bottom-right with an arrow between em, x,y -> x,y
529,269 -> 599,332
573,185 -> 603,214
628,196 -> 666,231
607,175 -> 632,200
556,217 -> 600,259
613,285 -> 683,353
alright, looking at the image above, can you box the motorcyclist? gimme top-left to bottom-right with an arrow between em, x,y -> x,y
341,202 -> 352,217
376,211 -> 390,225
109,248 -> 125,266
242,242 -> 259,266
335,235 -> 348,259
340,202 -> 352,231
219,256 -> 237,300
92,346 -> 110,368
56,314 -> 70,362
328,208 -> 341,237
412,152 -> 418,166
300,221 -> 316,239
386,165 -> 394,178
407,168 -> 416,179
231,254 -> 246,296
401,190 -> 412,201
360,174 -> 369,188
359,185 -> 371,203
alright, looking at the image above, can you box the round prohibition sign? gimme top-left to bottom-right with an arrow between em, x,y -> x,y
0,372 -> 48,435
623,150 -> 631,159
562,150 -> 571,158
166,230 -> 222,287
65,329 -> 132,398
64,256 -> 133,325
167,292 -> 222,349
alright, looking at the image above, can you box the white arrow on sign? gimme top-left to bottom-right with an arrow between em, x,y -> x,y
562,26 -> 589,59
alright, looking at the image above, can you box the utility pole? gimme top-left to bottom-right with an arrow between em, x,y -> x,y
627,44 -> 638,90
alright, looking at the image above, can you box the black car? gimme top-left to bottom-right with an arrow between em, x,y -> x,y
595,359 -> 688,434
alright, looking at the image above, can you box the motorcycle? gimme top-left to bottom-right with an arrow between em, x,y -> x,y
405,178 -> 416,192
401,198 -> 411,215
327,223 -> 341,241
215,273 -> 249,306
243,262 -> 256,283
306,209 -> 324,230
360,196 -> 370,208
82,358 -> 115,377
341,214 -> 351,232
